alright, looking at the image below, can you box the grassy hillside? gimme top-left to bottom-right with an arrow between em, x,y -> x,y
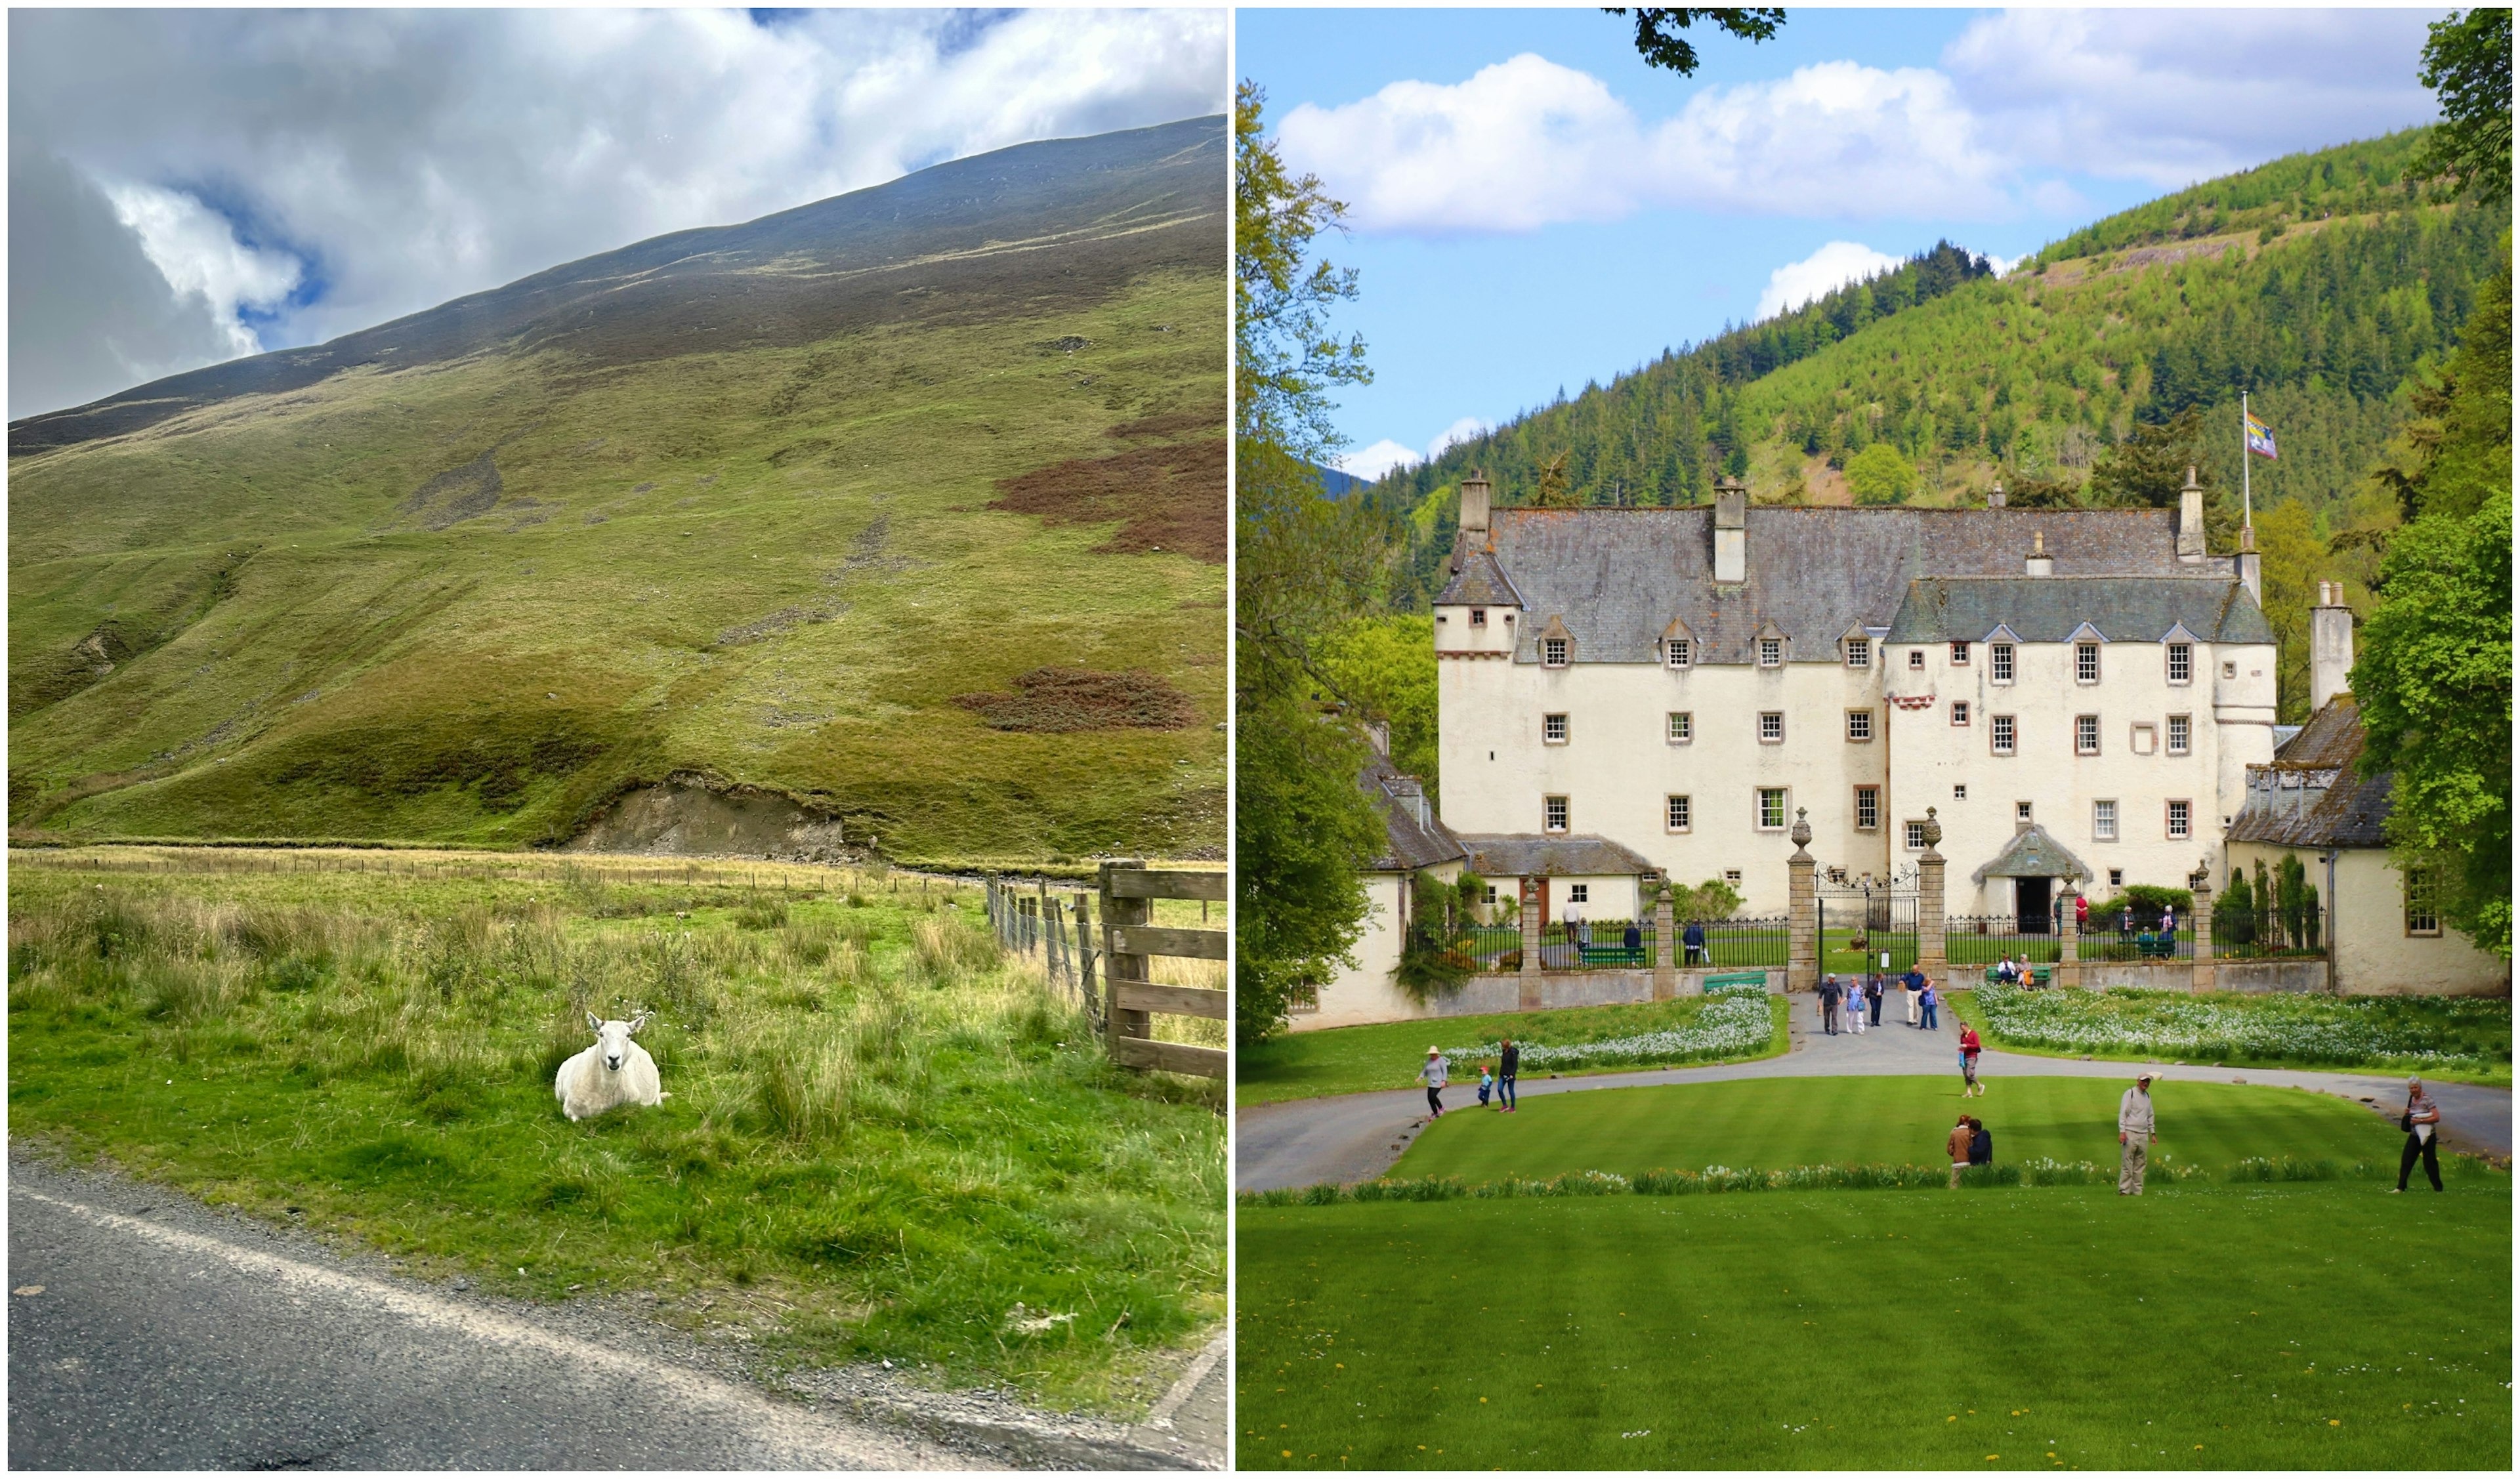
9,119 -> 1227,860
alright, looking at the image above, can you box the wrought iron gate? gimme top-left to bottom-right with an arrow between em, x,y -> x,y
1816,865 -> 1919,976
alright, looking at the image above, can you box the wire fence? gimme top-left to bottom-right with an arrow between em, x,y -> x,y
983,877 -> 1099,1022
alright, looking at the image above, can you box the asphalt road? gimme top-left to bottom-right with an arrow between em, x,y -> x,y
1237,999 -> 2511,1190
8,1155 -> 1221,1470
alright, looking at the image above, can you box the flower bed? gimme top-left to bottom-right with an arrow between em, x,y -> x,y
1968,983 -> 2511,1075
1438,983 -> 1773,1071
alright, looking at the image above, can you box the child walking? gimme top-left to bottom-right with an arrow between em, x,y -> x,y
1477,1062 -> 1496,1108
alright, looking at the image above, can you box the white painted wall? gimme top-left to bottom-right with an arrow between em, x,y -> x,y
1297,861 -> 1469,1030
2227,842 -> 2510,997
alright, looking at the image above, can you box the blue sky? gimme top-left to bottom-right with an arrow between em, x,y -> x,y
1238,7 -> 2445,478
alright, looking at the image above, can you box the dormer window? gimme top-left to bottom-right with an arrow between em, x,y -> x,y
1470,608 -> 1488,627
1666,637 -> 1692,669
1543,636 -> 1568,667
1990,642 -> 2015,684
1758,638 -> 1782,667
1845,637 -> 1870,669
2167,641 -> 2192,684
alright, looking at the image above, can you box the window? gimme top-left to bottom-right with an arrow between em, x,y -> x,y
2166,799 -> 2191,839
2015,801 -> 2034,823
2109,868 -> 2124,889
1723,869 -> 1742,885
2076,641 -> 2101,683
2167,714 -> 2191,755
1845,637 -> 1870,669
1991,642 -> 2015,684
1758,637 -> 1782,667
2406,868 -> 2441,936
2131,722 -> 2156,755
1668,711 -> 1694,744
1854,786 -> 1880,830
1953,784 -> 1967,800
1666,795 -> 1692,832
1543,795 -> 1569,833
2222,661 -> 2237,679
1950,700 -> 1971,726
2167,642 -> 2192,684
2076,714 -> 2101,754
1904,819 -> 1928,851
1543,637 -> 1568,667
1542,713 -> 1569,744
1991,714 -> 2017,755
1845,709 -> 1873,741
1908,649 -> 1926,669
2093,799 -> 2118,841
1756,789 -> 1787,830
1568,883 -> 1589,905
1666,637 -> 1692,668
1759,711 -> 1784,743
1950,640 -> 1971,665
1470,608 -> 1488,627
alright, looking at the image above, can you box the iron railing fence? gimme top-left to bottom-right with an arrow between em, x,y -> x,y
1679,915 -> 1788,969
2081,907 -> 2196,963
2214,900 -> 2328,959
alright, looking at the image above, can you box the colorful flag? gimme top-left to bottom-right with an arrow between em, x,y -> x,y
2245,411 -> 2278,460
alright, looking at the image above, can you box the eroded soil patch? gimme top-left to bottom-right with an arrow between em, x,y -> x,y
952,667 -> 1196,733
988,438 -> 1223,561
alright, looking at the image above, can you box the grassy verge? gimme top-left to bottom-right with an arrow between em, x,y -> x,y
1235,995 -> 1789,1107
1383,1074 -> 2407,1185
1948,987 -> 2513,1089
6,851 -> 1222,1412
1237,1182 -> 2511,1469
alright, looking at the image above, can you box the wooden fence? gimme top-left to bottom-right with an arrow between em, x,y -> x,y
1099,861 -> 1226,1079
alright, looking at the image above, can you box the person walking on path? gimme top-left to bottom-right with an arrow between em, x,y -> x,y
1947,1113 -> 1976,1189
1846,977 -> 1868,1035
1818,974 -> 1843,1035
2118,1072 -> 2157,1194
1958,1024 -> 1983,1096
2394,1077 -> 2444,1192
1868,972 -> 1886,1027
1918,974 -> 1939,1031
1497,1039 -> 1520,1113
1417,1047 -> 1449,1118
1683,919 -> 1707,965
1904,969 -> 1925,1026
1477,1062 -> 1495,1109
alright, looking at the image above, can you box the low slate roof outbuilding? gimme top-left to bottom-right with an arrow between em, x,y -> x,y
1458,833 -> 1659,879
2227,697 -> 2393,849
1362,755 -> 1469,873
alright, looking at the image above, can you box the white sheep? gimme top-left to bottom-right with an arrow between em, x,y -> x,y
555,1010 -> 665,1122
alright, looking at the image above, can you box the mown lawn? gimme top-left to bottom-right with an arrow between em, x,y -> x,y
1387,1075 -> 2408,1185
6,852 -> 1223,1413
1238,1182 -> 2511,1469
1236,995 -> 1789,1106
1949,988 -> 2513,1088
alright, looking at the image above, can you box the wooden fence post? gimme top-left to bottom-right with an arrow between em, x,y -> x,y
1101,860 -> 1152,1045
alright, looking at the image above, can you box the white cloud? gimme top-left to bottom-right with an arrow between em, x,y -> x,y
9,8 -> 1227,415
1755,241 -> 1902,321
102,180 -> 303,358
1336,415 -> 1495,481
1426,415 -> 1492,458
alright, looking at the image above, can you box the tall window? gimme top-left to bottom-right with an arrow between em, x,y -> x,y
1950,700 -> 1971,726
1469,608 -> 1488,627
1854,786 -> 1880,831
1950,640 -> 1971,665
2076,714 -> 2100,754
1666,795 -> 1692,832
1543,637 -> 1568,667
2406,868 -> 2440,935
1845,637 -> 1870,669
1904,819 -> 1927,851
1757,788 -> 1787,830
2167,642 -> 2193,684
2076,641 -> 2101,683
1758,637 -> 1782,667
1666,637 -> 1692,668
2166,799 -> 2191,839
2093,799 -> 2118,841
1845,709 -> 1873,741
1991,714 -> 2017,755
1544,795 -> 1569,833
2167,714 -> 2191,755
1542,713 -> 1569,744
1759,711 -> 1784,743
1991,642 -> 2015,683
1668,711 -> 1694,744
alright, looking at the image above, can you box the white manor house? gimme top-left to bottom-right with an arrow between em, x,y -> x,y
1433,472 -> 2275,925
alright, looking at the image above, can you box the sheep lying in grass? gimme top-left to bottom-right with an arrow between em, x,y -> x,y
555,1010 -> 664,1122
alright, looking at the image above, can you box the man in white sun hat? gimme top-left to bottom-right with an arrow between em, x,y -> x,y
2118,1071 -> 2158,1195
1416,1046 -> 1449,1118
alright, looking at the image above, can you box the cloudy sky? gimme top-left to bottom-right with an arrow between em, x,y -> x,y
7,7 -> 1227,421
1238,7 -> 2446,480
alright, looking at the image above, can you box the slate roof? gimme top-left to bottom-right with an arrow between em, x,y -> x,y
1433,533 -> 1526,608
1451,505 -> 2248,664
1971,823 -> 2094,884
1458,833 -> 1659,879
1362,755 -> 1469,873
2226,697 -> 2393,848
1887,576 -> 2276,645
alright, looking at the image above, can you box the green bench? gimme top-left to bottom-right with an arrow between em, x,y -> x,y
1576,945 -> 1648,967
1984,965 -> 2055,987
2134,933 -> 2181,959
1702,970 -> 1768,991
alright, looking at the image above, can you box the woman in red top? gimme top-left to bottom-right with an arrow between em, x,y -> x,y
1958,1024 -> 1984,1098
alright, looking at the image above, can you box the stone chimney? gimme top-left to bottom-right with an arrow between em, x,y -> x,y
2176,466 -> 2206,562
1713,476 -> 1748,583
2236,522 -> 2262,605
2025,528 -> 2054,577
1459,472 -> 1491,536
2311,580 -> 2354,713
1364,719 -> 1391,757
1986,482 -> 2007,509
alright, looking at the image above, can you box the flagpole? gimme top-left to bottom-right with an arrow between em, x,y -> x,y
2240,391 -> 2253,536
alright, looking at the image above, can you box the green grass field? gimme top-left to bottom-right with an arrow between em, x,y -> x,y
1387,1076 -> 2406,1185
1236,996 -> 1790,1106
1236,1183 -> 2510,1469
6,850 -> 1222,1411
